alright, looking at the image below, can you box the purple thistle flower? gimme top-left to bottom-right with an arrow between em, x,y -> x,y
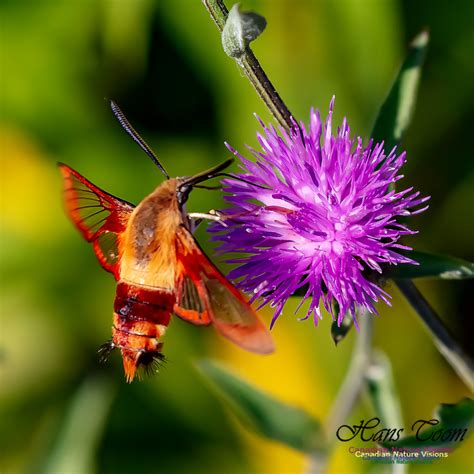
209,98 -> 429,328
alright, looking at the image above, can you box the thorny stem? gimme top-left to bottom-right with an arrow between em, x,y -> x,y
202,0 -> 294,131
396,280 -> 474,390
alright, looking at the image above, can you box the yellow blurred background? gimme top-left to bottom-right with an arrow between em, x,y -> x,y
1,1 -> 473,473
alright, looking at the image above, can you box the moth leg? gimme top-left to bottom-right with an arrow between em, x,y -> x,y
188,210 -> 228,231
188,210 -> 223,222
189,217 -> 203,231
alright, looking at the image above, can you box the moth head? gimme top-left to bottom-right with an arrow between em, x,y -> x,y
176,158 -> 234,208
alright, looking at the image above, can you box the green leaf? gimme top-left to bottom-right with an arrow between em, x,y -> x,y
371,29 -> 429,150
365,351 -> 403,430
389,250 -> 474,280
42,375 -> 115,474
383,398 -> 474,450
196,360 -> 326,453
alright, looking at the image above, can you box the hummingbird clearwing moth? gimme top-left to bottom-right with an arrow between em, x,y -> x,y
59,101 -> 274,382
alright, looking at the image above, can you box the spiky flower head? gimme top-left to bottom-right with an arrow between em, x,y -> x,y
209,98 -> 429,328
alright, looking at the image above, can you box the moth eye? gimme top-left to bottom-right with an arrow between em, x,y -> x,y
177,185 -> 191,206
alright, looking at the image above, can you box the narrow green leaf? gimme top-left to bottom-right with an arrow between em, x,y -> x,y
383,398 -> 474,450
196,360 -> 326,453
42,375 -> 115,474
365,351 -> 403,430
366,353 -> 407,474
389,250 -> 474,280
371,29 -> 429,150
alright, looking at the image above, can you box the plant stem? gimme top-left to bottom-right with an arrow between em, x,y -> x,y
396,279 -> 474,390
325,312 -> 373,438
202,0 -> 294,131
307,311 -> 373,474
366,352 -> 406,474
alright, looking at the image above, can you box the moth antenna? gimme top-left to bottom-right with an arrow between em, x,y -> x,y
109,100 -> 170,179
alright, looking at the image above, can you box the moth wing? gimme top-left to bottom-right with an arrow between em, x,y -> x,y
173,273 -> 211,326
174,228 -> 274,354
59,163 -> 135,278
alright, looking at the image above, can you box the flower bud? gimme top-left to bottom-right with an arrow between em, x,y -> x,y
222,3 -> 266,58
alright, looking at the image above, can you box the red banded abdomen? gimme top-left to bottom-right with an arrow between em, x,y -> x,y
113,281 -> 175,382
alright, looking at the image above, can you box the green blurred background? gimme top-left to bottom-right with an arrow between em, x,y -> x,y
1,1 -> 473,473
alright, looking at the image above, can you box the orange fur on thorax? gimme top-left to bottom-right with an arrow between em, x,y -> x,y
120,179 -> 182,289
